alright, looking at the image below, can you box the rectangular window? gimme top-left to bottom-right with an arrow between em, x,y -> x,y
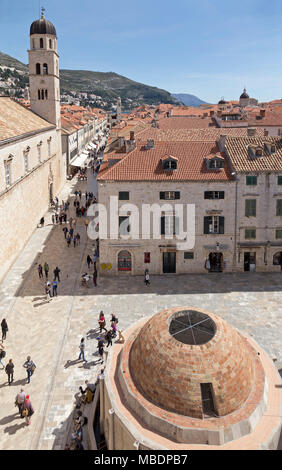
204,191 -> 224,199
277,200 -> 282,216
119,216 -> 130,235
24,154 -> 28,173
278,176 -> 282,186
144,252 -> 150,263
245,199 -> 256,217
184,252 -> 194,259
275,229 -> 282,239
245,229 -> 256,239
5,164 -> 11,186
204,216 -> 224,234
118,191 -> 129,200
160,191 -> 180,200
160,215 -> 179,235
246,176 -> 257,186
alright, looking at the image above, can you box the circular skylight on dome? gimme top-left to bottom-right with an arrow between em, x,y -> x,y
169,310 -> 216,345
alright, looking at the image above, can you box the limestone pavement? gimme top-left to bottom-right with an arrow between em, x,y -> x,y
0,167 -> 281,450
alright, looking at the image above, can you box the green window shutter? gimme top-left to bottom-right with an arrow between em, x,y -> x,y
175,191 -> 181,200
160,216 -> 165,235
245,229 -> 256,239
219,217 -> 225,234
119,192 -> 129,200
277,200 -> 282,216
204,217 -> 210,234
278,176 -> 282,186
246,176 -> 257,186
160,192 -> 165,200
219,191 -> 225,199
245,199 -> 256,217
275,229 -> 282,239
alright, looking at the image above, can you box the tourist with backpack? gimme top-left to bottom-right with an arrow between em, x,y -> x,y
22,395 -> 34,426
23,356 -> 36,384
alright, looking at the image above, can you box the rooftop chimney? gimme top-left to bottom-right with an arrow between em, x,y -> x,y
260,109 -> 266,118
146,139 -> 155,150
218,134 -> 227,151
247,128 -> 256,137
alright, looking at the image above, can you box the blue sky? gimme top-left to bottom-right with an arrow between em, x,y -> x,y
1,0 -> 282,102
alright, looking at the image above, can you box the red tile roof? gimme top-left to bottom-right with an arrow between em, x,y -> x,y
98,141 -> 233,182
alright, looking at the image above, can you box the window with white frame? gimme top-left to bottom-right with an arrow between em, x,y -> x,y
5,163 -> 11,186
23,153 -> 29,172
37,145 -> 41,163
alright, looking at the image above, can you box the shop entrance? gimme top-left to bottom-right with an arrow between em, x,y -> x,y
208,252 -> 223,272
244,252 -> 256,272
163,252 -> 176,273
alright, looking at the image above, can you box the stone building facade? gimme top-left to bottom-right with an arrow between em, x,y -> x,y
0,12 -> 64,281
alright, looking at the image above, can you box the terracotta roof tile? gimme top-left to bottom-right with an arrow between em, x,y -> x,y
98,141 -> 232,182
225,136 -> 282,172
0,97 -> 53,141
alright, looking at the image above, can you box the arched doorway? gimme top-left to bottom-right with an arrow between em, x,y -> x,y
273,252 -> 282,270
118,250 -> 132,272
209,252 -> 223,272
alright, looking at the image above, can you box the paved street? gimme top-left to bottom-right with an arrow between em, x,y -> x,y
0,167 -> 281,450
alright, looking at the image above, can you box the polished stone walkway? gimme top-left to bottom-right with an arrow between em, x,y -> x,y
0,169 -> 281,449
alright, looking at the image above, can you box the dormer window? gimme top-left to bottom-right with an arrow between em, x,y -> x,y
248,145 -> 263,158
255,148 -> 263,157
264,142 -> 276,154
208,158 -> 224,169
161,155 -> 178,171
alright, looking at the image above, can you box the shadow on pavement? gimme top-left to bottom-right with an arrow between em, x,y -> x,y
4,421 -> 27,435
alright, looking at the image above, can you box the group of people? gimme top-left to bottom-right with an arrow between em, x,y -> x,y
37,264 -> 61,301
15,387 -> 34,426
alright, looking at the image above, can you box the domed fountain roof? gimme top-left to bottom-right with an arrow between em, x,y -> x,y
129,307 -> 255,418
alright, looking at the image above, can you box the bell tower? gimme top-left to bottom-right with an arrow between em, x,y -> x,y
28,8 -> 61,128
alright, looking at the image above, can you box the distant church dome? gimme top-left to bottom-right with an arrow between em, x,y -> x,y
218,98 -> 226,105
30,9 -> 57,37
240,88 -> 249,99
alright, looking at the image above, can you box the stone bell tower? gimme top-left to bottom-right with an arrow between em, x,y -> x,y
28,8 -> 61,128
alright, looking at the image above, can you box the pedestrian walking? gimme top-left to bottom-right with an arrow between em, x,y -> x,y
79,190 -> 82,200
85,191 -> 88,201
38,264 -> 43,279
76,233 -> 80,245
66,236 -> 71,247
145,271 -> 150,286
63,226 -> 68,239
5,359 -> 14,385
87,255 -> 92,269
73,218 -> 77,230
93,253 -> 97,270
93,269 -> 97,287
98,339 -> 105,364
59,214 -> 63,225
53,266 -> 61,282
44,262 -> 49,279
78,338 -> 87,362
63,212 -> 67,223
52,280 -> 58,297
105,330 -> 113,348
1,318 -> 8,341
22,395 -> 34,426
98,311 -> 107,333
23,356 -> 36,384
73,236 -> 77,248
69,227 -> 74,238
45,282 -> 51,302
52,214 -> 55,224
69,217 -> 73,229
15,387 -> 25,417
0,344 -> 6,369
40,217 -> 45,227
55,212 -> 59,223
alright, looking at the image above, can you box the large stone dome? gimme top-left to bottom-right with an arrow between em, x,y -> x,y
129,307 -> 255,418
30,16 -> 57,37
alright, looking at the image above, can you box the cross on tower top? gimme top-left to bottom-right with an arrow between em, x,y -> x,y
41,6 -> 45,19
